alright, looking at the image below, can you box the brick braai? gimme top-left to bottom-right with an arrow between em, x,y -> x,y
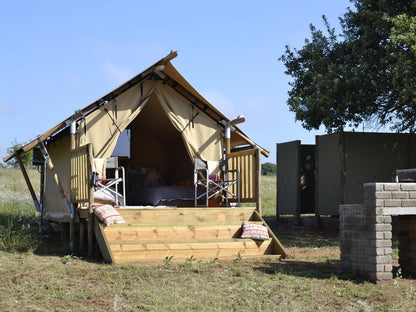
340,183 -> 416,282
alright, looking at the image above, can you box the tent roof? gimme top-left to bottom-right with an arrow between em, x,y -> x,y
3,51 -> 269,162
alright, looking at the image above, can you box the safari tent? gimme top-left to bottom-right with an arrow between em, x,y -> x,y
4,51 -> 286,262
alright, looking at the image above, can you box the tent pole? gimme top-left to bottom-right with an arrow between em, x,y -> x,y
69,121 -> 77,252
16,153 -> 41,213
224,124 -> 231,155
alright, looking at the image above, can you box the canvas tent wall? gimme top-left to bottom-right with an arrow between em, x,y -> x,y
4,51 -> 269,222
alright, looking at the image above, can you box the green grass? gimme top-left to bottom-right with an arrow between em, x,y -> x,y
0,168 -> 41,252
260,175 -> 276,217
1,169 -> 415,311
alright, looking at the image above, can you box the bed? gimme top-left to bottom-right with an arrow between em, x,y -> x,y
126,185 -> 203,206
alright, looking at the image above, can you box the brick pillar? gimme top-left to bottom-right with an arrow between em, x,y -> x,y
340,203 -> 392,281
398,215 -> 416,277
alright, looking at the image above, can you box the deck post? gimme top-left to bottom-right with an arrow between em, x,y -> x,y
255,148 -> 262,216
69,121 -> 77,252
88,213 -> 94,257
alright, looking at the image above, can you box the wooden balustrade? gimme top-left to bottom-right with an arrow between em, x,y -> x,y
227,148 -> 261,213
70,143 -> 93,204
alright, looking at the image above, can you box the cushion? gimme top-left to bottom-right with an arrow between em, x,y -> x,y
240,221 -> 270,240
94,188 -> 124,206
93,204 -> 126,226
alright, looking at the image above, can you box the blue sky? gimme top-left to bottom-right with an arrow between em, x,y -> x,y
0,0 -> 352,164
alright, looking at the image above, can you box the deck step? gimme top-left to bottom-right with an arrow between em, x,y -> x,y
109,238 -> 276,262
103,223 -> 263,242
116,207 -> 256,225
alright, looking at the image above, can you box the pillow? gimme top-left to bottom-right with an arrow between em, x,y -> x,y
128,167 -> 164,188
93,204 -> 126,226
94,188 -> 125,206
240,222 -> 270,240
129,168 -> 145,187
141,167 -> 164,186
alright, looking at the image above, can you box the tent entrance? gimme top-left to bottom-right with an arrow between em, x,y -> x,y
115,94 -> 194,204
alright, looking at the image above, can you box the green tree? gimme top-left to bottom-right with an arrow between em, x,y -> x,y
6,139 -> 33,168
261,162 -> 277,176
280,0 -> 416,133
390,14 -> 416,53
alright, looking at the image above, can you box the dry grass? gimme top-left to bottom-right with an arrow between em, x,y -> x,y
0,168 -> 40,252
1,243 -> 415,311
1,169 -> 415,311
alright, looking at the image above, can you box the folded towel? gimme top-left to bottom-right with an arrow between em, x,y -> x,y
207,160 -> 220,180
93,158 -> 107,179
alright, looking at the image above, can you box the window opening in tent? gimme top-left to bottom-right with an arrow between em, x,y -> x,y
112,129 -> 131,158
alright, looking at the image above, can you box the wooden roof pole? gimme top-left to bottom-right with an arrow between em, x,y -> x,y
2,51 -> 179,164
15,153 -> 41,213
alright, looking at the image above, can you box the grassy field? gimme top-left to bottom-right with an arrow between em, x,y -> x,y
1,168 -> 415,311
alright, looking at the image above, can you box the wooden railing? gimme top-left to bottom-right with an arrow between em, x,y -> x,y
227,148 -> 261,212
70,144 -> 93,204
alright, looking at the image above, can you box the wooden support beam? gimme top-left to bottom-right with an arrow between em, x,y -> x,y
16,153 -> 40,212
88,213 -> 94,257
252,209 -> 287,258
79,220 -> 85,252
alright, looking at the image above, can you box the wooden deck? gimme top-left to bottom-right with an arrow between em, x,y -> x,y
94,207 -> 286,263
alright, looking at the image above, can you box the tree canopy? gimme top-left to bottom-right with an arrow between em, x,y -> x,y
6,139 -> 33,168
280,0 -> 416,133
390,13 -> 416,54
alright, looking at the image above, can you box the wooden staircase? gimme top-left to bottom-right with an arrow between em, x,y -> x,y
94,207 -> 286,263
